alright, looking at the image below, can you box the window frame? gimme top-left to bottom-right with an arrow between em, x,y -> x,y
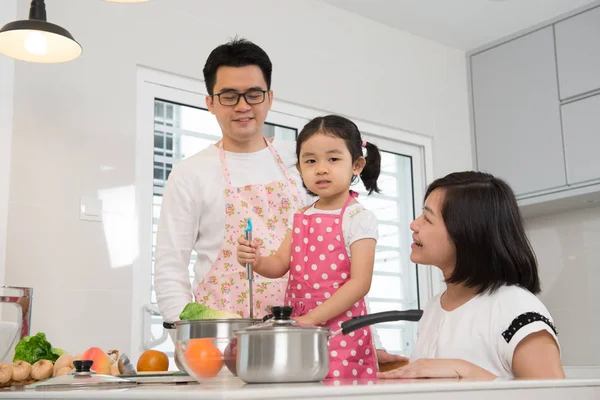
133,66 -> 441,361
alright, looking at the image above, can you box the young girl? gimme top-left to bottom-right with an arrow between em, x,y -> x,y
237,115 -> 382,380
378,171 -> 565,380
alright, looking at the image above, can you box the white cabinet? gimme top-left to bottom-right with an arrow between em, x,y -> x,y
561,93 -> 600,185
469,6 -> 600,217
471,27 -> 566,196
555,6 -> 600,100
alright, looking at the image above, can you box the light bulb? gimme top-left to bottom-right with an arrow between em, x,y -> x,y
24,31 -> 48,55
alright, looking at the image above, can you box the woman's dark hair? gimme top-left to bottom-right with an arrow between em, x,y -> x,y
296,115 -> 381,195
203,37 -> 272,95
425,171 -> 540,294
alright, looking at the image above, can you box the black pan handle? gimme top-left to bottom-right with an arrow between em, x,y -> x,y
341,310 -> 423,335
163,321 -> 176,329
262,314 -> 274,322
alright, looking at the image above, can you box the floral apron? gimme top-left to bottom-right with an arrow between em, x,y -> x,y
195,138 -> 304,318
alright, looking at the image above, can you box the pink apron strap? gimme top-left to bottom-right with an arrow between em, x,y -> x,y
219,137 -> 298,191
340,191 -> 359,215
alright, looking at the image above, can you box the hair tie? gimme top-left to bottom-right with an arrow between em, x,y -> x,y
361,140 -> 367,148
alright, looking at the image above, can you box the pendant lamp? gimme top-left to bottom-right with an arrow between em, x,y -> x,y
0,0 -> 82,63
105,1 -> 151,3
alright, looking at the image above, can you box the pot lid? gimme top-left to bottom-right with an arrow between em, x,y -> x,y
27,360 -> 137,390
235,306 -> 329,334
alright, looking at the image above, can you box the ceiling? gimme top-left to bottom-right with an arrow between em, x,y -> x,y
319,0 -> 598,51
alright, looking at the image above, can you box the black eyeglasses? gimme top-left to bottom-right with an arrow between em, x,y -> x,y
212,90 -> 269,106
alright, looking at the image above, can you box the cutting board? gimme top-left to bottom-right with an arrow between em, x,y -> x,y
119,371 -> 197,384
378,360 -> 409,372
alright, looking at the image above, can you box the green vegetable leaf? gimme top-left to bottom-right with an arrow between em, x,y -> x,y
179,303 -> 240,320
13,332 -> 61,364
52,347 -> 65,358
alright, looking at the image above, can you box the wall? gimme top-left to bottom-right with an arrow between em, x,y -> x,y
4,0 -> 470,355
0,0 -> 16,287
526,205 -> 600,366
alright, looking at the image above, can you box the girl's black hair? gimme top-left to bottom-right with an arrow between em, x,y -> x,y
296,115 -> 382,195
425,171 -> 541,294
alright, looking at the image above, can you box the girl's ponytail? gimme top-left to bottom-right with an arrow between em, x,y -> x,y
360,141 -> 381,194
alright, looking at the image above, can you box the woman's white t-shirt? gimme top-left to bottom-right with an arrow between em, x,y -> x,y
410,285 -> 559,378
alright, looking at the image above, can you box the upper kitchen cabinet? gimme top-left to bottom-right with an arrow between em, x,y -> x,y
471,27 -> 566,197
561,93 -> 600,185
555,6 -> 600,100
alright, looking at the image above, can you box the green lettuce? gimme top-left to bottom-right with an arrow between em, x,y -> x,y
179,303 -> 240,320
13,332 -> 62,364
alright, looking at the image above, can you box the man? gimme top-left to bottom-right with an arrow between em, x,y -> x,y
154,37 -> 405,365
154,38 -> 304,322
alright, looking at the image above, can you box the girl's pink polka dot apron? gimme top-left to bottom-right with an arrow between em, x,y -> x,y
286,191 -> 377,381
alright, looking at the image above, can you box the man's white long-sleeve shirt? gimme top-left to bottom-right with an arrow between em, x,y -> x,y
154,139 -> 303,322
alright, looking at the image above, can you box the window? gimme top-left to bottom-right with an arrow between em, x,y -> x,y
134,67 -> 438,364
147,100 -> 299,361
150,99 -> 298,304
357,138 -> 422,354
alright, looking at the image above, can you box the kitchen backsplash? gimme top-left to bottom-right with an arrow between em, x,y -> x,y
526,204 -> 600,366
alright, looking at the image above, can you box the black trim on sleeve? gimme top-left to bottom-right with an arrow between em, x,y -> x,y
502,312 -> 557,344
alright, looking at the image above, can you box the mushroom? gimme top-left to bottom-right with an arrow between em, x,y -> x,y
11,360 -> 32,381
110,363 -> 120,376
31,360 -> 53,380
55,366 -> 73,377
53,354 -> 74,377
0,363 -> 13,385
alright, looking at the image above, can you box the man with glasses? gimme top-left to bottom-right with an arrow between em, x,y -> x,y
155,37 -> 305,324
154,37 -> 406,368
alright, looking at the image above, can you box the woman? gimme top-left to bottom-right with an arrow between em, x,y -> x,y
378,171 -> 565,380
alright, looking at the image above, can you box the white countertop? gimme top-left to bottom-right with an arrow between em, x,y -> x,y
2,376 -> 600,400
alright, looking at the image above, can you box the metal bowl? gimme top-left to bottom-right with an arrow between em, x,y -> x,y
164,319 -> 261,373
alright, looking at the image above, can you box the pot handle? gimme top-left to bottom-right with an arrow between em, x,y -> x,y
163,321 -> 176,329
339,310 -> 423,336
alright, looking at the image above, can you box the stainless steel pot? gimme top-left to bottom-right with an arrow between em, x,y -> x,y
163,318 -> 261,372
234,306 -> 423,383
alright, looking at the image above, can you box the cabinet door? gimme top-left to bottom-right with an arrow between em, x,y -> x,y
561,93 -> 600,184
555,6 -> 600,100
471,26 -> 566,196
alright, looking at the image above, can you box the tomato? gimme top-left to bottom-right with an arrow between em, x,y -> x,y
183,338 -> 223,379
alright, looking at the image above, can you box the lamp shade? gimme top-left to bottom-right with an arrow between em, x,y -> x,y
0,0 -> 82,63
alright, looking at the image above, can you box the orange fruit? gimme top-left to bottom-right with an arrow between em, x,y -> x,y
137,349 -> 169,372
184,338 -> 223,379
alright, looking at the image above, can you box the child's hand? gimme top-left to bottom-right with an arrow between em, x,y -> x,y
236,236 -> 261,267
294,315 -> 318,326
